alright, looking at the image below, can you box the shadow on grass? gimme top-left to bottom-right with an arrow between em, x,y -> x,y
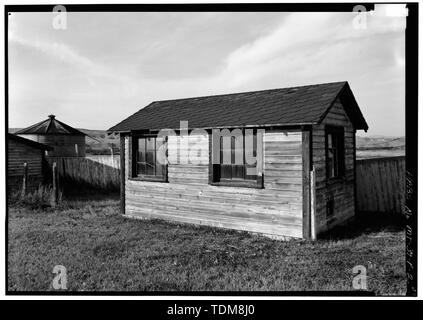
319,212 -> 405,240
60,179 -> 119,202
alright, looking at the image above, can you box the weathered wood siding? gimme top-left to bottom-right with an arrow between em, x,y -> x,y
8,139 -> 44,191
124,130 -> 303,238
312,98 -> 355,235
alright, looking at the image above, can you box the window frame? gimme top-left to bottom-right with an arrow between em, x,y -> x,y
325,125 -> 345,180
209,128 -> 264,189
130,134 -> 168,182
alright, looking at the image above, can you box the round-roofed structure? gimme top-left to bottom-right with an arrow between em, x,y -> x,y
15,115 -> 86,157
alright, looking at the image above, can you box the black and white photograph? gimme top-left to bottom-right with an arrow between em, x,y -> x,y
3,1 -> 418,301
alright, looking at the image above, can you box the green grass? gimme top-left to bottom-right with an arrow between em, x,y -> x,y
8,196 -> 406,294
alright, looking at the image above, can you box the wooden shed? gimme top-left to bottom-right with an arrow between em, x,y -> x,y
109,81 -> 368,239
7,133 -> 52,192
15,115 -> 87,157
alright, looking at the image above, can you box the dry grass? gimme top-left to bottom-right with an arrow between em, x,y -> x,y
7,196 -> 406,295
9,184 -> 63,210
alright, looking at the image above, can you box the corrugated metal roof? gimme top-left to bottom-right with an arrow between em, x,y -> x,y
15,115 -> 86,136
108,81 -> 368,132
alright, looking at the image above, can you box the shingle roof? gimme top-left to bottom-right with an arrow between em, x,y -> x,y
8,133 -> 53,151
109,81 -> 368,132
15,115 -> 86,136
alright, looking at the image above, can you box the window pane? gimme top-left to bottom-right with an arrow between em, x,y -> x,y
155,164 -> 164,177
253,133 -> 257,157
328,149 -> 334,177
137,138 -> 146,176
326,128 -> 344,178
221,136 -> 231,165
156,136 -> 165,168
137,162 -> 146,175
145,137 -> 155,175
328,162 -> 334,178
328,133 -> 333,148
220,138 -> 223,165
244,131 -> 257,178
138,139 -> 146,163
221,164 -> 232,179
245,131 -> 257,157
333,147 -> 338,177
231,136 -> 235,165
245,164 -> 257,180
146,137 -> 155,151
232,165 -> 244,180
156,136 -> 165,145
214,130 -> 260,183
146,151 -> 155,175
134,136 -> 168,179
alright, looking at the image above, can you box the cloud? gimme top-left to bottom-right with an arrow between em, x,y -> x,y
9,33 -> 100,73
7,11 -> 405,135
214,12 -> 405,89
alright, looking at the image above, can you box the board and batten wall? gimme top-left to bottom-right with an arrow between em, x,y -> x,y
124,130 -> 304,239
8,139 -> 45,191
312,98 -> 356,235
356,156 -> 405,214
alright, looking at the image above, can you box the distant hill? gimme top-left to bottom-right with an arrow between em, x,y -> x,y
9,128 -> 405,158
355,136 -> 405,159
356,136 -> 405,150
78,129 -> 120,154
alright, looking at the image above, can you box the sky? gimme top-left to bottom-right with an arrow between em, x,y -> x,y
8,5 -> 406,136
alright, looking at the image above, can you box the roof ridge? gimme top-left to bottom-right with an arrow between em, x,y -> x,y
14,118 -> 48,134
151,81 -> 347,104
45,116 -> 53,133
14,116 -> 87,135
54,118 -> 86,135
107,80 -> 368,133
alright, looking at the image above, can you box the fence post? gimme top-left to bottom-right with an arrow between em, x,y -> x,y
120,135 -> 125,214
21,162 -> 28,198
110,146 -> 114,167
310,166 -> 316,240
51,162 -> 59,207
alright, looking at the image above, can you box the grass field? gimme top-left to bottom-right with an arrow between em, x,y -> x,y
7,196 -> 406,295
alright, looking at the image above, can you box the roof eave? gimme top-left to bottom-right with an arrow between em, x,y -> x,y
316,82 -> 369,132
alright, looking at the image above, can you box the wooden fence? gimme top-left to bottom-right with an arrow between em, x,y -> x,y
45,155 -> 405,214
86,155 -> 120,169
47,157 -> 120,191
356,156 -> 405,214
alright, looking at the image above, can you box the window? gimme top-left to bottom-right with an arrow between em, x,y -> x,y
326,196 -> 335,220
132,135 -> 167,181
211,129 -> 263,188
325,126 -> 345,179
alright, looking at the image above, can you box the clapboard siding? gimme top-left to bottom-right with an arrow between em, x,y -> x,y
124,130 -> 303,238
312,99 -> 355,235
8,139 -> 45,191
